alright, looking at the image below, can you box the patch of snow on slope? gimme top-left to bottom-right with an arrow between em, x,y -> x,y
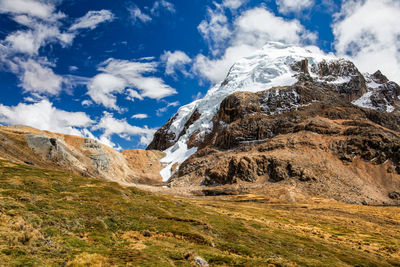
352,74 -> 395,113
160,42 -> 338,181
352,91 -> 374,110
327,76 -> 352,84
160,141 -> 197,182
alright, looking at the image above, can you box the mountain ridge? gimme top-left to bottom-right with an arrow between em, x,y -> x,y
0,125 -> 165,186
148,42 -> 400,205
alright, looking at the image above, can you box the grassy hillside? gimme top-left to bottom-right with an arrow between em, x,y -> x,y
0,160 -> 399,266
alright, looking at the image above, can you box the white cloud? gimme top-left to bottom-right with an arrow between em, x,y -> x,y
0,1 -> 115,97
193,44 -> 255,83
129,1 -> 174,25
100,59 -> 177,99
128,6 -> 152,24
234,7 -> 316,47
0,99 -> 155,149
131,113 -> 148,119
17,59 -> 63,95
88,73 -> 126,110
69,10 -> 114,31
193,6 -> 316,83
0,99 -> 94,137
88,58 -> 177,110
276,0 -> 314,14
0,0 -> 69,58
81,99 -> 93,107
63,74 -> 90,93
332,0 -> 400,83
125,89 -> 144,101
222,0 -> 247,10
5,23 -> 74,55
160,50 -> 192,76
198,5 -> 231,55
151,0 -> 176,15
93,112 -> 156,148
0,0 -> 56,20
69,66 -> 78,72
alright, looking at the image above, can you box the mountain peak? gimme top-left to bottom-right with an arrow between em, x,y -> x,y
148,43 -> 400,182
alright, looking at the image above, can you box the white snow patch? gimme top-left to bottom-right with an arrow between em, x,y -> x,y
327,76 -> 351,84
160,141 -> 197,182
387,104 -> 395,113
352,91 -> 374,110
352,90 -> 395,113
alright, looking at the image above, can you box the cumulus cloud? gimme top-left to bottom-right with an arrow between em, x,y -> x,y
88,58 -> 176,110
131,113 -> 148,119
0,99 -> 94,137
276,0 -> 314,14
332,0 -> 400,83
193,6 -> 317,83
93,112 -> 156,148
234,7 -> 315,46
128,6 -> 152,24
160,50 -> 192,76
69,10 -> 114,31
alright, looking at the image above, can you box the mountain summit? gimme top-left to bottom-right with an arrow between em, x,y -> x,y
148,42 -> 400,204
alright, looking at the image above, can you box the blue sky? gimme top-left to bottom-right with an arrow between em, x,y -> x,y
0,0 -> 399,150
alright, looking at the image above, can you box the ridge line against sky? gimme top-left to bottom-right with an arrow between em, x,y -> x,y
0,0 -> 399,150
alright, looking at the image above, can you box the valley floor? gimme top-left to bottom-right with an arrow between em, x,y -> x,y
0,160 -> 399,266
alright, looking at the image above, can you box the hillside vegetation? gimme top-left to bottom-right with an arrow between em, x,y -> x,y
0,159 -> 399,266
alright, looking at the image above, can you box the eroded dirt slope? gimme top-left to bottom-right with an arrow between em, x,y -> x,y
0,125 -> 164,185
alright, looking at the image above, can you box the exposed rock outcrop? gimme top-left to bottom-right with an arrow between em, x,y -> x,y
0,126 -> 164,185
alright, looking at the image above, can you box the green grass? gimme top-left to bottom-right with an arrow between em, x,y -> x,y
0,160 -> 399,266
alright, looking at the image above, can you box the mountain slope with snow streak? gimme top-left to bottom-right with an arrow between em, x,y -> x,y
149,42 -> 400,182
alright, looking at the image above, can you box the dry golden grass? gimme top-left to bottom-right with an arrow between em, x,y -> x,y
0,159 -> 398,266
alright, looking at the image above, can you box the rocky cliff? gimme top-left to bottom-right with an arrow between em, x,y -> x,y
149,42 -> 400,205
0,125 -> 164,185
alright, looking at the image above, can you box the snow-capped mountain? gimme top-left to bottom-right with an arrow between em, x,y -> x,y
148,42 -> 400,182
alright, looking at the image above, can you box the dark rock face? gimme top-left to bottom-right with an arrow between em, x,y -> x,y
84,139 -> 102,150
388,192 -> 400,200
147,114 -> 178,151
27,135 -> 72,162
371,70 -> 389,84
291,59 -> 310,75
179,109 -> 201,139
314,59 -> 367,101
370,81 -> 400,112
200,155 -> 317,186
